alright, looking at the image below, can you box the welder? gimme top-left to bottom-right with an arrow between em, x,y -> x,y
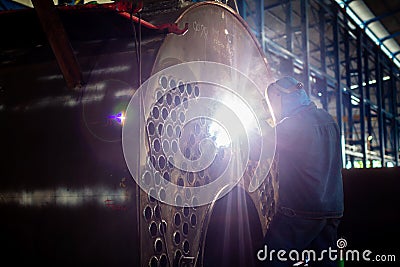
263,76 -> 344,267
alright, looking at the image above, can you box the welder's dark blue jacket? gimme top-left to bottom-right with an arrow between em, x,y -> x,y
275,90 -> 344,219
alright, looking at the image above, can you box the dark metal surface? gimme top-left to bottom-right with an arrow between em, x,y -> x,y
0,4 -> 166,266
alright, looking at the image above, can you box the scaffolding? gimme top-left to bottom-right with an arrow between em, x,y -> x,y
231,0 -> 400,168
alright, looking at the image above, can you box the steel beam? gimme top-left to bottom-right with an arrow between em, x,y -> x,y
375,50 -> 386,166
32,0 -> 83,90
319,5 -> 328,110
259,0 -> 265,52
380,31 -> 400,43
357,29 -> 367,167
333,14 -> 346,168
344,17 -> 354,155
284,0 -> 294,76
300,0 -> 310,95
391,68 -> 399,166
364,8 -> 400,26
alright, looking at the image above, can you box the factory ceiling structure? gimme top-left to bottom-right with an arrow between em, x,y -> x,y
235,0 -> 400,168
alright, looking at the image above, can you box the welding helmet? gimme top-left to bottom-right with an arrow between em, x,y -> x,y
267,76 -> 311,118
268,76 -> 304,94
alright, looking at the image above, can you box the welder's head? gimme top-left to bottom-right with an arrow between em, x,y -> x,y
265,76 -> 310,122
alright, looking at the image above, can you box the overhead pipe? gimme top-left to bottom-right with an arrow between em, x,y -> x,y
55,1 -> 189,35
32,0 -> 84,90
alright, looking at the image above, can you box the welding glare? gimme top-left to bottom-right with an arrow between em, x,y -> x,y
208,121 -> 231,148
208,94 -> 257,148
